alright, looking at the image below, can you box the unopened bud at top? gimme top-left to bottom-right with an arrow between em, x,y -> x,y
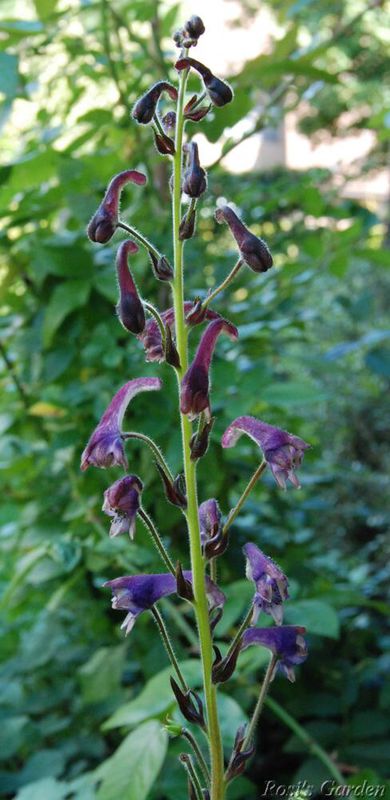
173,15 -> 205,48
182,142 -> 207,198
215,205 -> 273,272
175,57 -> 233,107
87,170 -> 146,244
132,81 -> 178,125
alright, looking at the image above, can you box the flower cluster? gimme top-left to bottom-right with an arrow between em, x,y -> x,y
81,14 -> 310,798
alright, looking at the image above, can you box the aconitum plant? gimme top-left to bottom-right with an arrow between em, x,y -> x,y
82,15 -> 309,800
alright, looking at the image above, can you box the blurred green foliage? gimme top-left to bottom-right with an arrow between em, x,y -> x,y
0,0 -> 389,798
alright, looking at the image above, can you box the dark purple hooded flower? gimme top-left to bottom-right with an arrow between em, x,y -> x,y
116,240 -> 145,335
103,475 -> 143,539
240,625 -> 308,682
175,57 -> 233,107
243,542 -> 289,625
87,170 -> 146,244
222,416 -> 310,489
137,302 -> 221,363
132,81 -> 178,124
215,205 -> 273,272
80,377 -> 162,471
182,142 -> 207,198
180,319 -> 238,419
105,571 -> 225,635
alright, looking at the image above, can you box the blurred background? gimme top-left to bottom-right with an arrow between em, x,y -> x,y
0,0 -> 389,798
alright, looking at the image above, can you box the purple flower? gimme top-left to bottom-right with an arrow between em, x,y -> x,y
87,170 -> 146,244
199,498 -> 222,546
116,240 -> 145,335
137,302 -> 221,363
222,416 -> 310,489
182,142 -> 207,198
104,571 -> 225,635
132,81 -> 178,125
243,542 -> 289,625
215,205 -> 273,273
180,319 -> 238,419
102,475 -> 143,538
80,377 -> 162,471
175,57 -> 233,107
241,625 -> 308,682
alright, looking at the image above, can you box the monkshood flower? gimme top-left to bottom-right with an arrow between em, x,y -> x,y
175,57 -> 233,107
199,498 -> 222,546
102,475 -> 143,539
87,170 -> 146,243
180,319 -> 238,419
222,415 -> 310,489
138,302 -> 220,363
182,142 -> 207,198
116,240 -> 145,335
132,81 -> 178,124
215,205 -> 273,272
80,377 -> 161,471
105,571 -> 225,635
240,625 -> 308,682
243,542 -> 289,625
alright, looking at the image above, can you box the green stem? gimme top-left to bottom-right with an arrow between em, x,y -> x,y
138,507 -> 176,574
172,65 -> 225,800
117,221 -> 160,260
265,696 -> 344,784
151,606 -> 189,692
153,114 -> 167,139
122,431 -> 173,481
183,728 -> 211,785
202,259 -> 243,310
242,654 -> 277,750
180,754 -> 204,800
223,460 -> 267,535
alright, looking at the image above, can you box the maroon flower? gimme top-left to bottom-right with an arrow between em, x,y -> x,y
180,319 -> 238,419
87,170 -> 146,243
175,57 -> 233,107
240,625 -> 308,682
103,475 -> 143,538
243,542 -> 289,625
182,142 -> 207,198
215,205 -> 273,272
137,302 -> 221,363
116,240 -> 145,335
132,81 -> 178,125
222,416 -> 310,489
105,571 -> 225,635
80,377 -> 162,471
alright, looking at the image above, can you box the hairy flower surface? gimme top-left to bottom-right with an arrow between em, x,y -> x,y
138,302 -> 221,362
87,170 -> 146,243
182,142 -> 207,198
103,475 -> 143,538
80,377 -> 161,471
175,57 -> 233,107
105,571 -> 225,635
115,240 -> 145,334
222,415 -> 310,488
215,205 -> 273,272
241,625 -> 308,682
180,319 -> 238,419
132,81 -> 178,124
243,542 -> 289,624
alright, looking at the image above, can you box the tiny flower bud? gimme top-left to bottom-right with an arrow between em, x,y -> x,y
87,170 -> 146,244
212,638 -> 242,684
162,111 -> 176,135
170,677 -> 205,728
179,206 -> 197,240
115,240 -> 145,335
132,81 -> 178,125
215,205 -> 273,272
156,462 -> 187,509
225,724 -> 255,782
182,142 -> 207,198
184,15 -> 205,40
185,105 -> 211,123
164,719 -> 183,738
176,561 -> 194,602
153,129 -> 176,156
149,251 -> 174,282
175,58 -> 233,107
190,416 -> 214,461
165,325 -> 181,369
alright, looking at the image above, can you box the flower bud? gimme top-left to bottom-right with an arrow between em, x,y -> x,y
165,325 -> 181,369
149,251 -> 174,282
162,111 -> 176,136
164,719 -> 183,738
182,142 -> 207,198
190,416 -> 214,461
87,170 -> 146,244
176,561 -> 194,602
179,206 -> 197,241
175,58 -> 233,107
185,105 -> 211,123
132,81 -> 178,125
184,15 -> 205,40
215,205 -> 273,272
170,677 -> 205,728
225,724 -> 255,782
156,463 -> 187,508
115,240 -> 145,335
153,129 -> 175,156
212,639 -> 242,684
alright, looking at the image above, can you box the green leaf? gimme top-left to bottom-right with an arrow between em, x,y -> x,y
261,380 -> 328,407
285,599 -> 340,638
0,53 -> 19,97
78,645 -> 126,704
43,280 -> 91,346
218,694 -> 248,750
0,716 -> 29,760
15,778 -> 68,800
33,0 -> 58,21
365,346 -> 390,378
96,720 -> 167,800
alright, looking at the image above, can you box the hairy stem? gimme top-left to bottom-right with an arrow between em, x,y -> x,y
202,258 -> 243,310
172,64 -> 225,800
180,754 -> 204,800
122,431 -> 173,481
138,508 -> 176,574
183,728 -> 211,785
242,654 -> 277,749
151,606 -> 189,692
223,460 -> 267,535
117,221 -> 161,260
143,301 -> 167,349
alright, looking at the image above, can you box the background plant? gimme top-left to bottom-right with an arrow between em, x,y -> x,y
0,1 -> 389,799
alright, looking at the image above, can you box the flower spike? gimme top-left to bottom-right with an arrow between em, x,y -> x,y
80,377 -> 162,471
243,542 -> 289,624
215,205 -> 273,272
132,81 -> 178,125
87,170 -> 146,243
115,240 -> 145,335
175,57 -> 233,107
180,319 -> 238,419
103,475 -> 143,538
240,626 -> 308,682
222,415 -> 310,489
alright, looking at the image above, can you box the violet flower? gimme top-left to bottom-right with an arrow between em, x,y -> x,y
80,377 -> 162,471
240,625 -> 308,682
87,170 -> 146,243
215,205 -> 273,272
222,415 -> 310,489
105,571 -> 225,635
180,319 -> 238,419
138,302 -> 221,363
182,142 -> 207,198
243,542 -> 289,625
116,240 -> 145,335
132,81 -> 178,125
175,57 -> 233,107
102,475 -> 143,539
